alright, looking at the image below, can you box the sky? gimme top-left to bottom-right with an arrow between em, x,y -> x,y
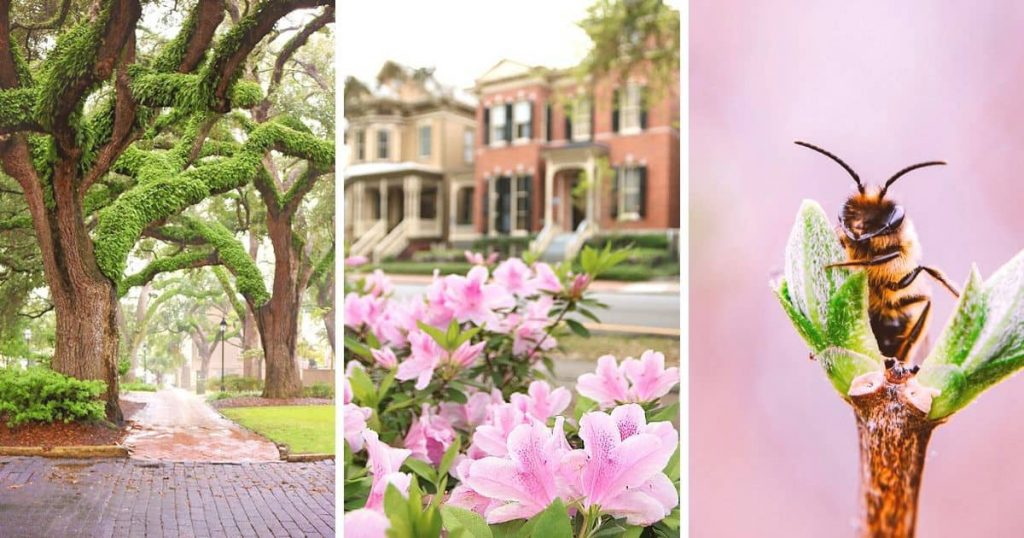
338,0 -> 682,94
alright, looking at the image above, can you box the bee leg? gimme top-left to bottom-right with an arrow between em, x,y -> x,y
922,266 -> 961,298
889,266 -> 960,297
826,251 -> 900,269
895,300 -> 931,362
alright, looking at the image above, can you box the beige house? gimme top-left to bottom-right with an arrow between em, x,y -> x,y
345,62 -> 478,260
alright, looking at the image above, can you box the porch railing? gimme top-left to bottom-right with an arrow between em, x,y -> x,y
350,220 -> 386,258
529,223 -> 558,257
564,219 -> 598,262
372,219 -> 411,262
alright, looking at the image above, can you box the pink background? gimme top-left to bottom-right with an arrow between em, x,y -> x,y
691,2 -> 1024,536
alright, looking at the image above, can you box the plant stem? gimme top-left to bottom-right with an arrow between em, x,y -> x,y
848,368 -> 938,538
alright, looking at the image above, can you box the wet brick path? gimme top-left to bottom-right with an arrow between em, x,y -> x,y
0,457 -> 334,537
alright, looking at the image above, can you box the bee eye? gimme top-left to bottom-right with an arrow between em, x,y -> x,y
887,205 -> 905,229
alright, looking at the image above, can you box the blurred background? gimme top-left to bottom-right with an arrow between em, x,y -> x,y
691,1 -> 1024,536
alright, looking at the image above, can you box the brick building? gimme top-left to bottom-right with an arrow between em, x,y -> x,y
472,59 -> 680,260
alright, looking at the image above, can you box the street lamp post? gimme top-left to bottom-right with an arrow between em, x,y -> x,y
219,317 -> 227,392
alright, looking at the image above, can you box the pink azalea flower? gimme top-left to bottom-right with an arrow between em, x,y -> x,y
423,273 -> 456,327
563,405 -> 678,526
343,403 -> 373,451
531,262 -> 563,293
445,266 -> 515,327
345,255 -> 369,267
364,430 -> 413,511
622,350 -> 679,402
569,273 -> 592,299
364,269 -> 393,297
469,402 -> 532,458
512,296 -> 556,356
403,404 -> 456,465
448,340 -> 486,368
344,293 -> 384,330
510,381 -> 572,422
575,355 -> 631,407
344,508 -> 390,538
395,331 -> 445,389
447,458 -> 498,515
493,258 -> 536,297
466,418 -> 573,523
440,389 -> 504,430
370,347 -> 398,369
343,376 -> 353,405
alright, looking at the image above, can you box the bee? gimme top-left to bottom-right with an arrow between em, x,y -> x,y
795,141 -> 960,362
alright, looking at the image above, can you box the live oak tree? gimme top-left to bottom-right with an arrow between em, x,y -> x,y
0,0 -> 332,419
206,7 -> 334,398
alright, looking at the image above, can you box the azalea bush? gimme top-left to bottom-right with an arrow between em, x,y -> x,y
343,247 -> 681,538
774,200 -> 1024,538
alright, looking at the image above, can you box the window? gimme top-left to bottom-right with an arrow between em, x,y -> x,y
490,105 -> 507,145
618,166 -> 646,219
419,125 -> 432,158
354,130 -> 366,161
572,99 -> 591,141
456,186 -> 474,225
420,186 -> 438,219
515,176 -> 531,231
463,129 -> 474,163
367,188 -> 381,220
513,101 -> 532,141
619,84 -> 644,132
376,129 -> 390,160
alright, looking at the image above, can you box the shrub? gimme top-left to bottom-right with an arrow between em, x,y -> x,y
219,375 -> 264,392
586,232 -> 670,250
303,383 -> 334,399
471,235 -> 534,257
120,381 -> 157,392
0,367 -> 106,426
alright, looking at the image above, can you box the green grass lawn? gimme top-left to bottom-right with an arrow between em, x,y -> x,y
221,405 -> 335,454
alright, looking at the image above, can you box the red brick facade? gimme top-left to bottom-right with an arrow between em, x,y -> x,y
473,65 -> 680,236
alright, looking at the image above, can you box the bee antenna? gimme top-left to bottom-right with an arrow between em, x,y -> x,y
880,161 -> 947,198
794,141 -> 864,194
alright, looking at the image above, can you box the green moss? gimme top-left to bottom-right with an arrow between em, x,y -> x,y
185,218 -> 269,306
0,88 -> 38,129
33,6 -> 110,130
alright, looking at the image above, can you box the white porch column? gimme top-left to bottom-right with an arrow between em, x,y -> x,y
404,175 -> 420,233
544,164 -> 555,229
351,182 -> 363,232
380,180 -> 389,228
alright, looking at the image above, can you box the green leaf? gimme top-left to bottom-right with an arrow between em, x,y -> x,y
518,498 -> 572,538
402,458 -> 437,484
924,267 -> 986,369
783,200 -> 851,329
491,520 -> 525,538
573,395 -> 598,421
344,335 -> 371,359
441,506 -> 493,538
825,271 -> 881,357
565,318 -> 591,338
446,319 -> 461,348
772,279 -> 825,351
647,401 -> 679,423
348,366 -> 377,408
662,445 -> 680,482
438,436 -> 462,478
378,370 -> 397,401
445,387 -> 469,404
818,347 -> 880,396
384,483 -> 414,538
418,321 -> 452,351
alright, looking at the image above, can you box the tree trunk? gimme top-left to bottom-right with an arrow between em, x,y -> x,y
849,366 -> 939,538
254,213 -> 306,399
318,273 -> 335,368
51,278 -> 123,423
242,235 -> 261,378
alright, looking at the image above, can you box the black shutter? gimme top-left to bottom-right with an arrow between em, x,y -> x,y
589,99 -> 595,141
639,86 -> 648,130
528,102 -> 535,140
638,166 -> 648,218
524,175 -> 533,232
612,89 -> 620,133
545,104 -> 552,142
564,105 -> 572,141
504,104 -> 513,142
611,166 -> 619,219
483,108 -> 490,145
482,180 -> 489,234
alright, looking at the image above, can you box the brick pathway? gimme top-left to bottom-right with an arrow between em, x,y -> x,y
0,457 -> 334,537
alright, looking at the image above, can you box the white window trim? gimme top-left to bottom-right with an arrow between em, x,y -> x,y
490,105 -> 508,148
418,123 -> 432,159
620,83 -> 643,134
354,130 -> 366,162
617,166 -> 643,222
513,101 -> 532,144
572,99 -> 591,142
376,129 -> 390,161
491,175 -> 531,235
463,129 -> 475,163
